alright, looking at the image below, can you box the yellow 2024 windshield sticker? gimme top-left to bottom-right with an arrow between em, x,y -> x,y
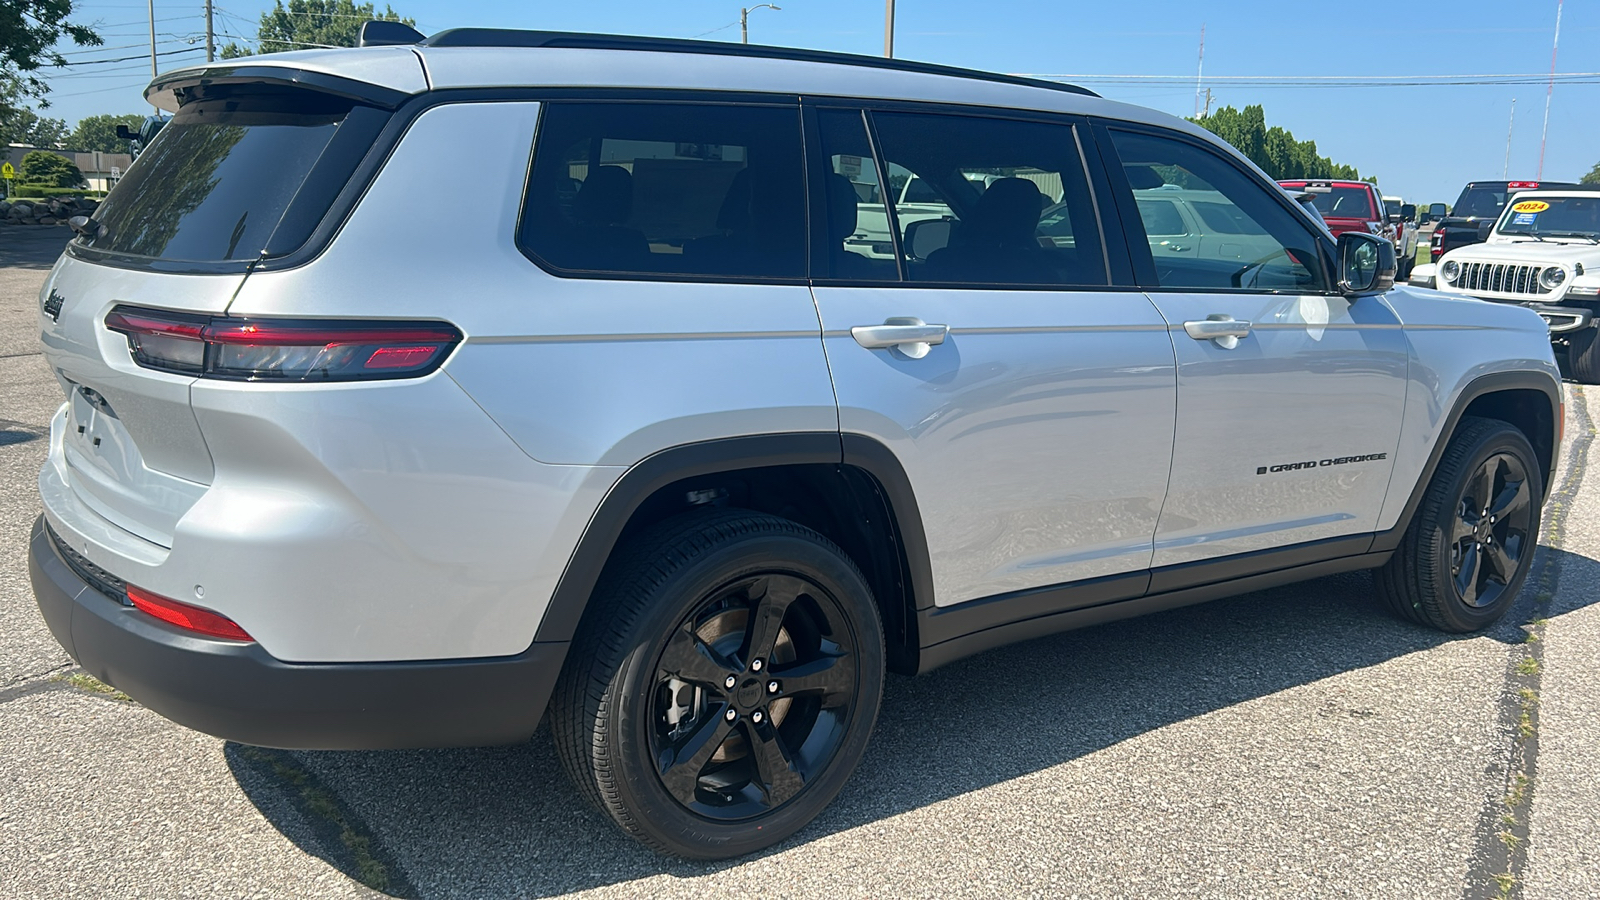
1512,200 -> 1551,213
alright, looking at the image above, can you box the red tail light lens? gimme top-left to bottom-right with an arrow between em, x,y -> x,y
1508,181 -> 1540,189
105,306 -> 461,382
127,585 -> 254,641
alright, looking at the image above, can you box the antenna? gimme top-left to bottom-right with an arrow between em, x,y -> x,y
1194,23 -> 1206,118
1538,0 -> 1562,179
1503,98 -> 1516,179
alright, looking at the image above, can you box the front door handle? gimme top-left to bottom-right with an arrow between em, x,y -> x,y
851,317 -> 949,359
1183,314 -> 1252,350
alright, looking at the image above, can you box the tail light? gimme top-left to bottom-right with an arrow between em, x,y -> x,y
1508,181 -> 1540,189
127,585 -> 253,641
1431,227 -> 1445,261
105,306 -> 461,381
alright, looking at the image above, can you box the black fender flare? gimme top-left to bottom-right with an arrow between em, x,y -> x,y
1370,370 -> 1561,553
531,432 -> 935,644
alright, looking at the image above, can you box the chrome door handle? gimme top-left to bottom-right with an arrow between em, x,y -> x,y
851,317 -> 949,359
1183,314 -> 1252,350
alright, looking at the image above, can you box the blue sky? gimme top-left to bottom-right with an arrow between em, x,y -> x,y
39,0 -> 1600,202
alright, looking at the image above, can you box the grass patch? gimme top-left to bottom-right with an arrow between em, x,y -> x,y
1516,657 -> 1541,676
52,672 -> 132,702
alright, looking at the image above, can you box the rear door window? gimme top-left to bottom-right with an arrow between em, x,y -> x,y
79,91 -> 385,263
519,102 -> 806,280
866,110 -> 1106,287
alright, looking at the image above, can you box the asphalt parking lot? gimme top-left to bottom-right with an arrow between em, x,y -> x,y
2,227 -> 1597,899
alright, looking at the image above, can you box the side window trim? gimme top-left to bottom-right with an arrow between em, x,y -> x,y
1090,118 -> 1338,294
860,109 -> 909,282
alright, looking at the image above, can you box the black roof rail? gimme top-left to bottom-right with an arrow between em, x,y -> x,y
418,28 -> 1098,98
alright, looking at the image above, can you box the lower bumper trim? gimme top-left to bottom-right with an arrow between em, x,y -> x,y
29,515 -> 568,750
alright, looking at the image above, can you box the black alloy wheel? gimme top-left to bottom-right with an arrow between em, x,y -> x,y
1447,452 -> 1533,610
1376,416 -> 1544,632
551,509 -> 885,859
650,572 -> 858,819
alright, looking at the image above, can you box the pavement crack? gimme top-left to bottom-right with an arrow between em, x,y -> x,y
229,746 -> 419,898
0,351 -> 44,360
1462,384 -> 1593,900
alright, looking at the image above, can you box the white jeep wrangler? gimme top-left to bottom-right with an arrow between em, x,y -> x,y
1434,188 -> 1600,381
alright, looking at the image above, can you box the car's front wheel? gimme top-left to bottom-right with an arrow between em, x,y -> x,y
1376,417 -> 1543,632
550,509 -> 885,859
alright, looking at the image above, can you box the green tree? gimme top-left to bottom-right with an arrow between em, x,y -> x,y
2,0 -> 102,112
1582,161 -> 1600,185
0,105 -> 67,146
19,148 -> 83,187
219,0 -> 413,58
68,113 -> 145,152
1191,105 -> 1363,182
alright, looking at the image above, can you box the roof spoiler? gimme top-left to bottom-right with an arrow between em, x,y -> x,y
358,20 -> 425,47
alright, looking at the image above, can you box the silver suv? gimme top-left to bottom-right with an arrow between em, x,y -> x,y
30,29 -> 1563,859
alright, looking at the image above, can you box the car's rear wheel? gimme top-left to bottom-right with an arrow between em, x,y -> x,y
1566,324 -> 1600,384
1375,417 -> 1542,632
550,509 -> 885,859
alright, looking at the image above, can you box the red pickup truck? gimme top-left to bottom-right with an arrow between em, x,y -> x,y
1276,179 -> 1407,275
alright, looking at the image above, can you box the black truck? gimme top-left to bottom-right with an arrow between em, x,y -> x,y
1430,179 -> 1580,262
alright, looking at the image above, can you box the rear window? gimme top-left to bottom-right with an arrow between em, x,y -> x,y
1455,187 -> 1508,219
1302,186 -> 1374,220
79,91 -> 385,262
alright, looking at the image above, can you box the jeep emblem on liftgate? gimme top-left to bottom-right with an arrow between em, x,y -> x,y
42,289 -> 65,322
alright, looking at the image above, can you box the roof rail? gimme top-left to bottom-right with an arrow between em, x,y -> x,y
417,28 -> 1098,98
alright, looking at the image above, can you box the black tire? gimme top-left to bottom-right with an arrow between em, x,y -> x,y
1567,324 -> 1600,385
1397,252 -> 1414,281
550,508 -> 885,859
1375,417 -> 1543,632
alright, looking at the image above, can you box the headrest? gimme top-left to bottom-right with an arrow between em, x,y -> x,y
969,177 -> 1043,244
826,173 -> 859,241
574,165 -> 633,226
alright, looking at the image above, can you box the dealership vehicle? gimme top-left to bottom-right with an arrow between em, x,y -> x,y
1277,179 -> 1412,279
31,27 -> 1561,860
1434,187 -> 1600,381
1430,180 -> 1580,264
1383,194 -> 1419,276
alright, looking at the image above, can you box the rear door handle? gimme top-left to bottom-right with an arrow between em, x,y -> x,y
851,317 -> 949,359
1183,314 -> 1252,349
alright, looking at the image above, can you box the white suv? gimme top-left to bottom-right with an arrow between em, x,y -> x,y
31,28 -> 1562,859
1434,187 -> 1600,381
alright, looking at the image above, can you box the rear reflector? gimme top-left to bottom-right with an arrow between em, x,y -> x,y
105,307 -> 462,382
127,585 -> 254,641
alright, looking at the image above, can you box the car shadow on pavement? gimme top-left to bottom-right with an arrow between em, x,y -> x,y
227,548 -> 1599,898
0,227 -> 73,270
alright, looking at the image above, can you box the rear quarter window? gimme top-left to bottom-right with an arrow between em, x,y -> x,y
78,90 -> 388,264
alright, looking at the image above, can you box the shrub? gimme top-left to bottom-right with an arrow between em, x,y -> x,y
20,150 -> 86,188
10,186 -> 107,199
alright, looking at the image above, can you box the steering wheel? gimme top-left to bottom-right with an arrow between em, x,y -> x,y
1230,249 -> 1292,289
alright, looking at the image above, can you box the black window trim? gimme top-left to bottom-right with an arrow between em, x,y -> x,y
1090,118 -> 1340,296
804,98 -> 1131,293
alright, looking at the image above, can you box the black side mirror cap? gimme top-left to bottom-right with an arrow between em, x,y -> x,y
115,124 -> 137,141
1337,232 -> 1396,296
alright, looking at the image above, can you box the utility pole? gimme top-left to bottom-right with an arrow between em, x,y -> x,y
1537,0 -> 1563,179
1202,87 -> 1214,119
206,0 -> 215,62
1194,23 -> 1205,118
148,0 -> 157,77
1503,98 -> 1516,179
884,0 -> 895,58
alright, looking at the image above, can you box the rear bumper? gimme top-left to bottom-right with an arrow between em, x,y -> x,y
29,515 -> 568,750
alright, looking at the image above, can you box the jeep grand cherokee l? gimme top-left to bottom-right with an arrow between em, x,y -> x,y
31,27 -> 1562,859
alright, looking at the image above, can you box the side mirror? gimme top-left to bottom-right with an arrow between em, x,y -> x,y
1429,202 -> 1448,218
1338,232 -> 1396,296
115,124 -> 138,142
1401,203 -> 1417,222
904,217 -> 954,261
1477,220 -> 1494,241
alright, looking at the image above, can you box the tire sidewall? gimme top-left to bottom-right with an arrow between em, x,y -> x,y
1422,425 -> 1544,630
606,530 -> 885,858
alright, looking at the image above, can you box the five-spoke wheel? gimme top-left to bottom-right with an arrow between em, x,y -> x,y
1377,416 -> 1544,632
551,510 -> 884,859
